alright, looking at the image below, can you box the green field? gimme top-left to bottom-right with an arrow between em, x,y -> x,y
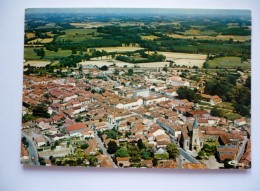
183,28 -> 217,36
56,29 -> 101,43
24,47 -> 81,60
207,56 -> 250,69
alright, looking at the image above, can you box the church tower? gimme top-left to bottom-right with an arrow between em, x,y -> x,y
191,117 -> 200,152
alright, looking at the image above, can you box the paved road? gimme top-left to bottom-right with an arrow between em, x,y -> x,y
177,155 -> 184,169
202,155 -> 223,169
94,133 -> 118,168
22,132 -> 40,166
235,137 -> 248,161
168,135 -> 200,164
178,148 -> 200,164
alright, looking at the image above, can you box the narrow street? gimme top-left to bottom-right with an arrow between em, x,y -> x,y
94,133 -> 118,168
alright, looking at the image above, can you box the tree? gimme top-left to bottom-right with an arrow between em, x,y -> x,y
210,108 -> 222,117
114,69 -> 119,75
141,149 -> 151,160
224,158 -> 233,169
21,137 -> 29,147
128,69 -> 134,76
107,141 -> 117,154
34,48 -> 45,59
80,143 -> 89,150
137,139 -> 145,150
86,155 -> 98,167
39,157 -> 46,166
245,76 -> 251,89
22,114 -> 36,123
169,61 -> 174,68
127,143 -> 141,162
115,147 -> 129,157
125,131 -> 131,137
162,66 -> 168,72
152,158 -> 158,166
166,143 -> 179,160
100,65 -> 108,71
79,64 -> 83,71
203,62 -> 209,69
32,104 -> 50,118
234,104 -> 250,116
177,86 -> 201,102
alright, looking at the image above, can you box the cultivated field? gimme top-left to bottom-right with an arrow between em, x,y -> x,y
158,52 -> 207,60
40,38 -> 53,43
70,22 -> 111,28
70,22 -> 145,28
27,38 -> 53,44
207,56 -> 250,68
79,60 -> 134,68
24,47 -> 78,60
183,28 -> 217,36
80,51 -> 207,68
24,60 -> 50,67
94,46 -> 143,52
158,52 -> 207,67
25,32 -> 35,39
138,62 -> 170,67
141,35 -> 159,40
168,33 -> 251,42
173,59 -> 206,67
79,60 -> 170,68
56,29 -> 100,42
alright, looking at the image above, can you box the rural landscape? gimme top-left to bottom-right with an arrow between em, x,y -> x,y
21,8 -> 251,169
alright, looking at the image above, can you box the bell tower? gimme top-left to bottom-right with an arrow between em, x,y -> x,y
191,117 -> 200,152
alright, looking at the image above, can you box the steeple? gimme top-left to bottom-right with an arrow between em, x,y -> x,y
193,117 -> 198,129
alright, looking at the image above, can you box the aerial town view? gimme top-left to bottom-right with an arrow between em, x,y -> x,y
21,8 -> 251,169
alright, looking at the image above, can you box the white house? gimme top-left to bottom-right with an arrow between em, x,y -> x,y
152,129 -> 166,137
81,128 -> 95,139
133,89 -> 150,98
50,134 -> 67,141
234,118 -> 246,126
150,85 -> 167,92
166,76 -> 190,87
116,99 -> 143,110
38,121 -> 51,130
118,123 -> 130,131
143,96 -> 168,106
107,112 -> 133,124
35,137 -> 46,147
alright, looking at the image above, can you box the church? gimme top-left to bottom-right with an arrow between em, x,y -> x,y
179,117 -> 205,152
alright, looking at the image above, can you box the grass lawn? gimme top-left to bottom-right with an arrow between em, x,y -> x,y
207,56 -> 250,69
168,33 -> 250,42
154,153 -> 169,159
182,28 -> 217,36
24,47 -> 80,60
216,102 -> 234,111
141,35 -> 159,40
56,29 -> 101,43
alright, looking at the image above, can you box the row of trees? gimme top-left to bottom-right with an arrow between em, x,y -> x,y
204,77 -> 250,116
177,86 -> 202,103
107,139 -> 179,165
116,51 -> 166,63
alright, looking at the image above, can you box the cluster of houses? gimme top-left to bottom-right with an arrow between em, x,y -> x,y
21,68 -> 251,168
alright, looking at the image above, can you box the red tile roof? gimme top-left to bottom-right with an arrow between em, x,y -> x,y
67,123 -> 86,132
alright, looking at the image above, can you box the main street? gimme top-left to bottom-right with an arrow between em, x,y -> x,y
22,132 -> 40,166
235,137 -> 248,161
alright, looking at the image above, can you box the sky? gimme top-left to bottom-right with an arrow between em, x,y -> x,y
26,8 -> 251,16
